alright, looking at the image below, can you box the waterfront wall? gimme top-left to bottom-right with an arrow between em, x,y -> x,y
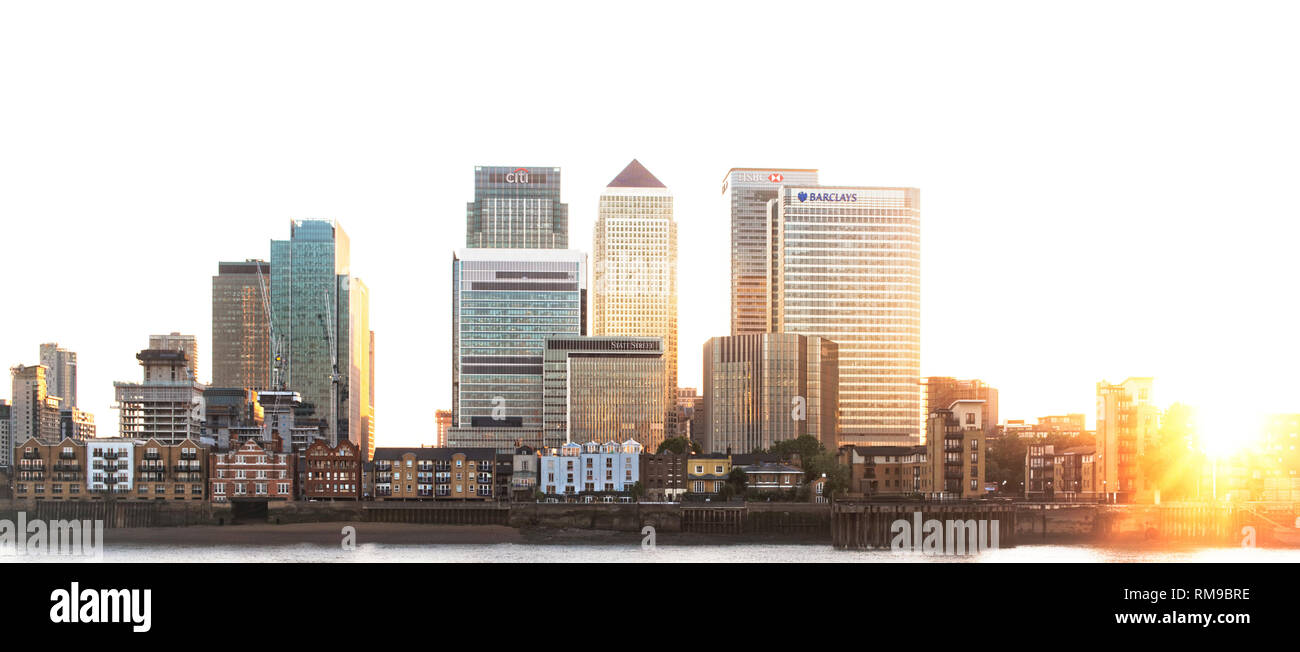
0,499 -> 1286,546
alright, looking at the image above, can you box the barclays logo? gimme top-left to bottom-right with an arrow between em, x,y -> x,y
798,191 -> 857,203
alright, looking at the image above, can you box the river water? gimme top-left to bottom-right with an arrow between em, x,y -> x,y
8,543 -> 1300,563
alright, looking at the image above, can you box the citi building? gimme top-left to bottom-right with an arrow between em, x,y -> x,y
466,166 -> 568,249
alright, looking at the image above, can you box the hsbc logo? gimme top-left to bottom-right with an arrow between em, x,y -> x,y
735,172 -> 788,184
505,168 -> 530,184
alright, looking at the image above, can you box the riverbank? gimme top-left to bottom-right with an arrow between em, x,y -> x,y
97,522 -> 828,547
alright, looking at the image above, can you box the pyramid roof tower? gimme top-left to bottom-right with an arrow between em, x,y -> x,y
606,159 -> 666,188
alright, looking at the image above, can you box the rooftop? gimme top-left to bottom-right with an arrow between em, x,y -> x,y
606,159 -> 665,188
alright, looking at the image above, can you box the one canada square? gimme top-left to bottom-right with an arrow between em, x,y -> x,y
725,170 -> 921,445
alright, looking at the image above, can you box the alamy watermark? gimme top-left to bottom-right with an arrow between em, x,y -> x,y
890,512 -> 1000,555
0,512 -> 104,559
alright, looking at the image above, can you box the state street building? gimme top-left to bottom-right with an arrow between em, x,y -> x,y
543,335 -> 666,452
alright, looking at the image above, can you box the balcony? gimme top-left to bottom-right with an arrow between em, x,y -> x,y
59,451 -> 77,460
22,450 -> 41,460
54,463 -> 80,472
143,451 -> 161,460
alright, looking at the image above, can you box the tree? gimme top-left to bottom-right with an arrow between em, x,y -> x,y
629,481 -> 645,501
727,467 -> 748,495
767,435 -> 824,464
801,452 -> 848,497
657,436 -> 701,455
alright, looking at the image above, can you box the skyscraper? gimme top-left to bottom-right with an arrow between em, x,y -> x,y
270,219 -> 368,447
38,343 -> 77,408
466,166 -> 568,249
9,365 -> 61,448
211,260 -> 272,390
721,168 -> 819,335
448,248 -> 587,451
1096,377 -> 1158,503
592,159 -> 678,437
350,277 -> 374,461
768,185 -> 921,445
702,333 -> 839,454
149,333 -> 199,382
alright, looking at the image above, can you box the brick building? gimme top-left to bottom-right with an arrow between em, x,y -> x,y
303,439 -> 361,500
13,437 -> 86,500
210,435 -> 295,502
373,447 -> 497,501
838,445 -> 930,496
133,437 -> 207,501
640,451 -> 687,501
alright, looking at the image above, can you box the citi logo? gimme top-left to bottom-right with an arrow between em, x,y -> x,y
49,582 -> 152,633
768,173 -> 783,183
505,167 -> 530,184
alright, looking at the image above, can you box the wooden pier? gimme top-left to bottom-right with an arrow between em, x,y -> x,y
832,502 -> 1018,550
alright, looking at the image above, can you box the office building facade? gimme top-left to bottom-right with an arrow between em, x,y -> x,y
768,185 -> 921,445
449,248 -> 587,449
212,260 -> 272,390
466,166 -> 568,249
721,168 -> 819,335
38,343 -> 77,408
592,159 -> 678,437
701,333 -> 839,454
542,336 -> 666,451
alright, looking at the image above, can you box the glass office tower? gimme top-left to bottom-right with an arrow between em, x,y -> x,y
721,168 -> 819,335
592,159 -> 678,437
450,249 -> 587,445
466,166 -> 568,249
270,219 -> 367,447
768,186 -> 921,445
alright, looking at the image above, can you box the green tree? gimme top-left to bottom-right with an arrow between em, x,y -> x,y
727,467 -> 748,495
801,451 -> 849,497
657,436 -> 701,455
768,435 -> 825,464
628,480 -> 645,501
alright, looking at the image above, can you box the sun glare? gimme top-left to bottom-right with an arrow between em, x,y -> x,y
1195,405 -> 1263,459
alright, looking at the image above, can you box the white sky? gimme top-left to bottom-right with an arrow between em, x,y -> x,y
2,1 -> 1298,447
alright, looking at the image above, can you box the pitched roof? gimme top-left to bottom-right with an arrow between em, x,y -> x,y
606,159 -> 665,188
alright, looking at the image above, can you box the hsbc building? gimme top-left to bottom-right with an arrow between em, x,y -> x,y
721,167 -> 820,335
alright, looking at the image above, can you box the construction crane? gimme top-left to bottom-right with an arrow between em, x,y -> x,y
317,291 -> 343,446
255,262 -> 287,390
